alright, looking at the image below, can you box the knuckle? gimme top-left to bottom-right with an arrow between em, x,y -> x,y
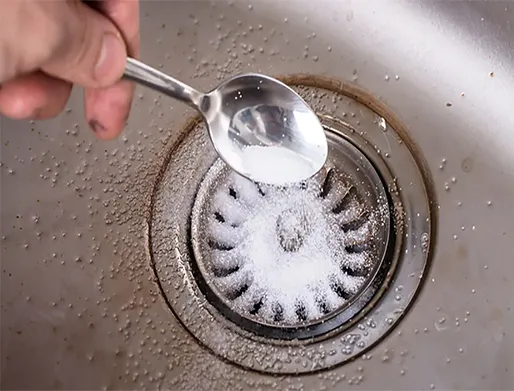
41,2 -> 90,70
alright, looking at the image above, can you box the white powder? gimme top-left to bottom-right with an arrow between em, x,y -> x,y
240,145 -> 317,185
207,171 -> 373,324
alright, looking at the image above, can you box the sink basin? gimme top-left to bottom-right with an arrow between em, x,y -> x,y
2,1 -> 513,389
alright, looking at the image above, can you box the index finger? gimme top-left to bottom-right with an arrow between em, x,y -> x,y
84,0 -> 140,139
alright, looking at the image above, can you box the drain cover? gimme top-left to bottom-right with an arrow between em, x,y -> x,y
149,76 -> 433,374
191,131 -> 391,338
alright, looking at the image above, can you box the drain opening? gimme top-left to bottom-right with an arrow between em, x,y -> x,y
191,129 -> 392,338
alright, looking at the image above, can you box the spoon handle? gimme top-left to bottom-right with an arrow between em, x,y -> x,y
124,58 -> 204,109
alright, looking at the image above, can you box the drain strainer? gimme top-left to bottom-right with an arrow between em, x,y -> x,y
191,131 -> 391,339
149,76 -> 434,374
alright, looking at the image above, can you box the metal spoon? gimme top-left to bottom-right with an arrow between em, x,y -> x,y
124,58 -> 328,185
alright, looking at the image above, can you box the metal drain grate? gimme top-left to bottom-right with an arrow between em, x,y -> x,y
192,131 -> 391,331
201,170 -> 379,325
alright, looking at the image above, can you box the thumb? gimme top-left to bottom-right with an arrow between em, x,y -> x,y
41,1 -> 127,88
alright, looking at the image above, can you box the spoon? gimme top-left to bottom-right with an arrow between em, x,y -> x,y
124,58 -> 328,185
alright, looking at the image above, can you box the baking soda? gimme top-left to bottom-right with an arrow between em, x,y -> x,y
240,145 -> 317,185
208,171 -> 372,324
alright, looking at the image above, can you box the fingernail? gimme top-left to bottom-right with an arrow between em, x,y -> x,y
89,119 -> 106,133
95,32 -> 126,83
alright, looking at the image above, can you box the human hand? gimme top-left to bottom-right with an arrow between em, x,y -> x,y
0,0 -> 140,140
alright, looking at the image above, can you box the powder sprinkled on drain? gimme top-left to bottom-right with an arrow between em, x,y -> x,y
240,145 -> 316,185
206,171 -> 377,324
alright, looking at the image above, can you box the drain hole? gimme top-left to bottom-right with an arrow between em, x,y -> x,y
212,265 -> 240,278
273,303 -> 284,322
332,186 -> 358,214
295,302 -> 307,322
249,298 -> 264,315
208,240 -> 234,251
317,298 -> 331,315
341,265 -> 367,278
341,210 -> 369,232
226,283 -> 249,300
345,244 -> 369,254
330,279 -> 353,300
319,168 -> 335,199
214,212 -> 225,223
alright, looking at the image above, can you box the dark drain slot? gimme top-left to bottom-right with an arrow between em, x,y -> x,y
225,283 -> 249,301
249,298 -> 264,315
330,281 -> 353,300
208,240 -> 234,251
212,265 -> 240,278
345,243 -> 370,254
341,211 -> 369,232
295,302 -> 308,322
273,303 -> 284,322
214,212 -> 225,223
332,186 -> 358,214
319,168 -> 335,199
317,299 -> 331,315
341,265 -> 368,278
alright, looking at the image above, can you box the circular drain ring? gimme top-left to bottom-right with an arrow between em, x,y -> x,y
149,76 -> 435,374
190,129 -> 393,340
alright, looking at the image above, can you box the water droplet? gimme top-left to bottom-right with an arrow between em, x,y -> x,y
421,233 -> 429,253
378,117 -> 387,131
384,75 -> 390,81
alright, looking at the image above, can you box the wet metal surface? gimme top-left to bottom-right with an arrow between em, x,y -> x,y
2,0 -> 514,389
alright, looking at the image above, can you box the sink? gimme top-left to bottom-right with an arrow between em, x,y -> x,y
2,1 -> 513,389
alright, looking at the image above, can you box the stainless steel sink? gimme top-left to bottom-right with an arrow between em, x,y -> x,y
2,1 -> 513,389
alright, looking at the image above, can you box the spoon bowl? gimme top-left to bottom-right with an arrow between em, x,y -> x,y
124,58 -> 328,185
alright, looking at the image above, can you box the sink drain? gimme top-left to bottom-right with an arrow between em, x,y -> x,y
149,75 -> 434,374
191,130 -> 391,339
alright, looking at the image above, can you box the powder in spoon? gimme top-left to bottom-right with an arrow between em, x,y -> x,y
241,145 -> 316,185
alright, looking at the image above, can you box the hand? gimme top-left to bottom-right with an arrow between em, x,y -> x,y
0,0 -> 140,140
